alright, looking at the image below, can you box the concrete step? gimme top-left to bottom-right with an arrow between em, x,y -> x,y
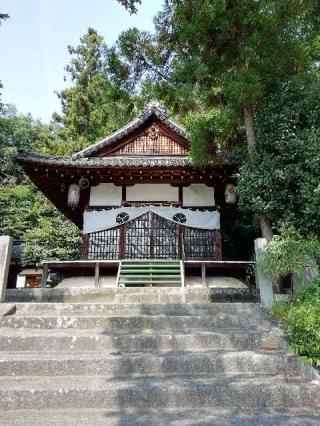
13,302 -> 266,317
0,376 -> 319,410
1,408 -> 320,425
0,314 -> 272,330
6,287 -> 259,303
0,350 -> 302,377
0,329 -> 287,352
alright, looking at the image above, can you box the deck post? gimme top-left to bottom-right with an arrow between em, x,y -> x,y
94,262 -> 100,288
41,263 -> 49,288
119,224 -> 126,259
180,260 -> 185,288
81,234 -> 89,259
213,229 -> 222,260
201,262 -> 207,287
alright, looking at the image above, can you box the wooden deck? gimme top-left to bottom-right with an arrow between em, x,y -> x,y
39,259 -> 255,289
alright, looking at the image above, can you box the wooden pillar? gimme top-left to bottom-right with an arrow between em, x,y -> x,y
201,262 -> 207,287
150,211 -> 154,259
94,262 -> 100,288
41,263 -> 49,288
122,186 -> 126,204
119,224 -> 126,259
178,225 -> 185,260
178,187 -> 183,206
81,234 -> 89,259
213,229 -> 222,260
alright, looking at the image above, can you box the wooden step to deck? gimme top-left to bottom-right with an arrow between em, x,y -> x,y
117,260 -> 184,287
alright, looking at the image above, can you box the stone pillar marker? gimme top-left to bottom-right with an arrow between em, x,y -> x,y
0,236 -> 13,303
254,238 -> 274,307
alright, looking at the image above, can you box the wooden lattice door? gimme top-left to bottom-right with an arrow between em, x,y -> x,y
125,212 -> 179,259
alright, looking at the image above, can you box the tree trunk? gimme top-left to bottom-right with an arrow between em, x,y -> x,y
259,214 -> 273,242
243,105 -> 256,148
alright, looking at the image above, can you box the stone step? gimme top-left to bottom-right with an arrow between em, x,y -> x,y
1,408 -> 320,426
6,287 -> 259,303
0,314 -> 271,330
13,302 -> 265,317
0,329 -> 287,352
0,376 -> 319,410
0,350 -> 302,377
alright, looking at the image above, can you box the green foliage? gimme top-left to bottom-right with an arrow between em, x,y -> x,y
109,0 -> 320,164
23,213 -> 82,266
260,226 -> 320,278
0,184 -> 82,264
55,28 -> 135,147
117,0 -> 141,14
272,278 -> 320,366
0,185 -> 39,239
0,105 -> 52,184
237,81 -> 320,234
186,105 -> 246,164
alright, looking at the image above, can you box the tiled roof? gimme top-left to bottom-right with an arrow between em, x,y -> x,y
18,152 -> 194,168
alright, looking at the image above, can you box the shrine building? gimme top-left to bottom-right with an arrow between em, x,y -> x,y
17,102 -> 246,288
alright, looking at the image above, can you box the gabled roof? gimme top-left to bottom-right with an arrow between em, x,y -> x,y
73,101 -> 187,159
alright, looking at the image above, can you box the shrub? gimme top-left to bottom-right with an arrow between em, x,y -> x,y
272,278 -> 320,366
260,226 -> 320,279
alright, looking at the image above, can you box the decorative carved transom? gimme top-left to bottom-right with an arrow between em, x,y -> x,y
147,125 -> 160,140
113,125 -> 187,156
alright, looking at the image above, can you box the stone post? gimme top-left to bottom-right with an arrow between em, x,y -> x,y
0,236 -> 13,303
254,238 -> 274,307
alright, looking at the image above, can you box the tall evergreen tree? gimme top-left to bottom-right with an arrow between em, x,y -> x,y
55,28 -> 134,145
110,0 -> 320,239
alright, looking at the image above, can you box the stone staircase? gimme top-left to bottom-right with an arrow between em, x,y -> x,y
117,259 -> 183,287
0,299 -> 319,425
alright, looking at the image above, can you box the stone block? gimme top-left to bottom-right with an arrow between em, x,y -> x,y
254,238 -> 274,307
0,236 -> 13,302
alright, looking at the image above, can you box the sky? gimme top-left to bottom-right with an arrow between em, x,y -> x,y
0,0 -> 163,122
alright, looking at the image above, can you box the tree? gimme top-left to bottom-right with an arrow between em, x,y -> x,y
0,184 -> 82,265
0,105 -> 53,184
237,80 -> 320,236
117,0 -> 141,14
111,0 -> 320,239
0,13 -> 9,22
54,28 -> 134,146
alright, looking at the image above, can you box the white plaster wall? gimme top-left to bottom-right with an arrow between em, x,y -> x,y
127,184 -> 179,202
183,184 -> 215,206
90,183 -> 122,206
